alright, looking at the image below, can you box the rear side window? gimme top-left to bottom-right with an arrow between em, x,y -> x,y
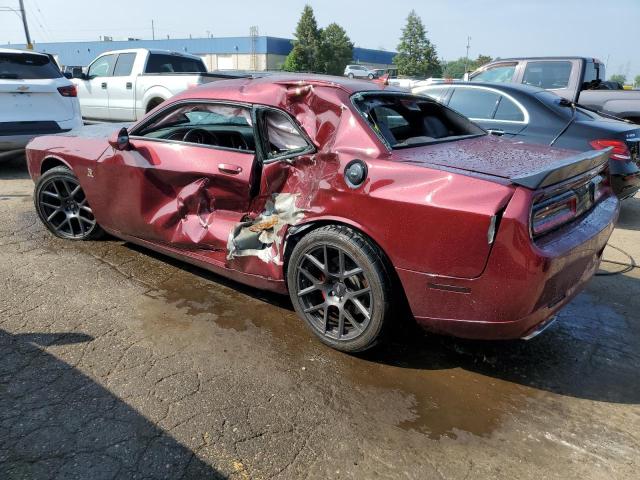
88,54 -> 116,78
414,86 -> 449,103
448,88 -> 500,119
113,53 -> 136,76
145,54 -> 206,73
263,110 -> 310,158
0,52 -> 62,79
494,96 -> 525,121
471,64 -> 516,83
523,61 -> 572,89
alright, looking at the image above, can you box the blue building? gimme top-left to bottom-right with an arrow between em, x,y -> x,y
2,36 -> 396,71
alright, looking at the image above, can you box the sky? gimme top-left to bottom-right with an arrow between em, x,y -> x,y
1,0 -> 638,80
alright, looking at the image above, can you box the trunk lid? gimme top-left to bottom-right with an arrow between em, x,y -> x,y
389,135 -> 608,187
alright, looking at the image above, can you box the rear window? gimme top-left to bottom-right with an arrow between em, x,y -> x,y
352,93 -> 485,149
145,54 -> 206,73
0,52 -> 62,79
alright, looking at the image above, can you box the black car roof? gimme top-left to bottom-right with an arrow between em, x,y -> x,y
417,81 -> 548,96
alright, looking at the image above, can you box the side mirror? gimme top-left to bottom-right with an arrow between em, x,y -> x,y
71,67 -> 84,79
108,127 -> 131,151
63,71 -> 73,79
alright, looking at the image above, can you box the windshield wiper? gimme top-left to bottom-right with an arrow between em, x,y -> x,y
0,73 -> 19,79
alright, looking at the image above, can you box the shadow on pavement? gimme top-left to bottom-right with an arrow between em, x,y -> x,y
0,155 -> 30,181
616,195 -> 640,231
0,329 -> 223,479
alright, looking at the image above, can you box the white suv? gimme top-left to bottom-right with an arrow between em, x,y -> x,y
0,48 -> 82,161
344,65 -> 378,80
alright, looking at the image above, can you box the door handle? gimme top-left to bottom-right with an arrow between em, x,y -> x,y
126,82 -> 132,89
487,129 -> 504,136
218,163 -> 242,174
101,82 -> 107,89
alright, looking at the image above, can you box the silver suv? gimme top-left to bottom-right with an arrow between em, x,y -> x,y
344,65 -> 378,79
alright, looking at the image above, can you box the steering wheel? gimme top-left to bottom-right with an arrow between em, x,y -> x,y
183,128 -> 218,145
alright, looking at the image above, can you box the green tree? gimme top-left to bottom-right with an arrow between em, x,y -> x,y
442,54 -> 494,79
318,23 -> 353,75
609,74 -> 627,85
393,10 -> 441,78
635,75 -> 640,88
283,4 -> 322,72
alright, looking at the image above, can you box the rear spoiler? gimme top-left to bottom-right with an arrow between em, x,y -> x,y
511,147 -> 612,190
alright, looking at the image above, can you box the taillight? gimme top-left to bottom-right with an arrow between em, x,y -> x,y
531,192 -> 578,237
57,85 -> 77,97
589,139 -> 630,161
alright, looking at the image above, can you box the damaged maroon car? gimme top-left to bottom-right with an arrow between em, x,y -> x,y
26,75 -> 619,352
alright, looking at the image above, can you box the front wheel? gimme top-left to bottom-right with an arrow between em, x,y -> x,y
368,73 -> 374,79
287,225 -> 391,352
34,166 -> 103,240
347,73 -> 354,79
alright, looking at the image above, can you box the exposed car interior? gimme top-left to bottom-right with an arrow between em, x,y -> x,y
135,104 -> 257,151
353,93 -> 485,148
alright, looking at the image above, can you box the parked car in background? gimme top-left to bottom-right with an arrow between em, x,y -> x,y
344,64 -> 378,79
26,75 -> 618,352
413,81 -> 640,199
69,48 -> 236,122
373,68 -> 398,79
468,57 -> 640,123
0,48 -> 82,162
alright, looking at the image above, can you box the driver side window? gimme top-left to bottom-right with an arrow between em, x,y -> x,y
88,54 -> 116,78
133,102 -> 255,152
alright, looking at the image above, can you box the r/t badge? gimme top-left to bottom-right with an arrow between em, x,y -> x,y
87,168 -> 94,178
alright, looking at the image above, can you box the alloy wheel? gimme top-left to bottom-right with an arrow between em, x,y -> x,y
38,176 -> 97,239
295,244 -> 373,341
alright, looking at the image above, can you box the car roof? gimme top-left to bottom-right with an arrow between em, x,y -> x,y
482,56 -> 602,63
415,80 -> 548,96
97,48 -> 203,61
190,73 -> 399,101
0,47 -> 49,57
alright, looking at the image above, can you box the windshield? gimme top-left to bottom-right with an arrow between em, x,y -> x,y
0,52 -> 62,79
352,93 -> 485,149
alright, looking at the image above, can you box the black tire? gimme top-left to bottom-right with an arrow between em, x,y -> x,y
368,73 -> 374,79
34,166 -> 104,240
287,225 -> 391,352
347,73 -> 354,79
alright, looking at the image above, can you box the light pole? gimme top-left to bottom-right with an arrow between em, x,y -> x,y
463,36 -> 471,75
1,1 -> 32,48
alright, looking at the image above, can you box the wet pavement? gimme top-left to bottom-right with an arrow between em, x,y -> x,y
1,156 -> 639,479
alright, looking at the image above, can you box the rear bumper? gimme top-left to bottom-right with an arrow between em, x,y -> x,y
396,194 -> 619,340
0,118 -> 82,153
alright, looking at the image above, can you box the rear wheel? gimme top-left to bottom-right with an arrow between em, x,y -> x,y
347,73 -> 354,79
287,225 -> 391,352
34,166 -> 103,240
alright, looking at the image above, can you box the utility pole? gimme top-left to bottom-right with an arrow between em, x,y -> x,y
151,19 -> 155,40
18,0 -> 32,49
463,36 -> 471,74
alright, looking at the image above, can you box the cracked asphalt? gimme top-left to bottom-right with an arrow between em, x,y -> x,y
1,156 -> 639,479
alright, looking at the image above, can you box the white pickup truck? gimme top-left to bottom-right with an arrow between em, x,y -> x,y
68,48 -> 232,122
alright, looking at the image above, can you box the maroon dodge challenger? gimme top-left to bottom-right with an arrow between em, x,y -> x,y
26,75 -> 619,352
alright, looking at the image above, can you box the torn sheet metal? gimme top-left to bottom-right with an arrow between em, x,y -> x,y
227,193 -> 304,262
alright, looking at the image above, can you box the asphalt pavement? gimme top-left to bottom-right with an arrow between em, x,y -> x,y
1,156 -> 639,479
